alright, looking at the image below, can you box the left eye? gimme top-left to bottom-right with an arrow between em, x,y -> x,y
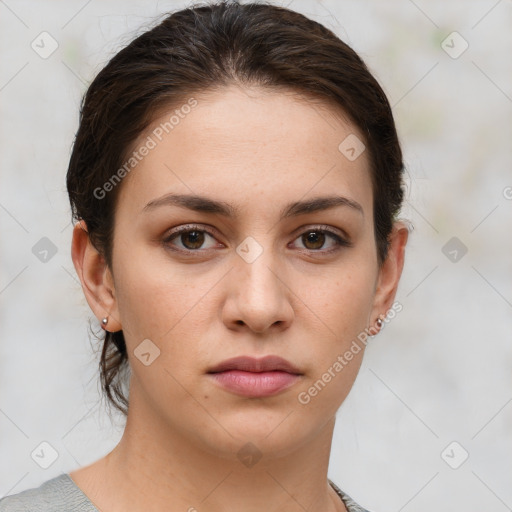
291,229 -> 348,251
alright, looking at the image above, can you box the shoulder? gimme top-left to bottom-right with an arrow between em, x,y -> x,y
0,474 -> 98,512
329,479 -> 375,512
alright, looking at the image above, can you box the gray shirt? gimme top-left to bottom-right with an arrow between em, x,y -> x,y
0,474 -> 372,511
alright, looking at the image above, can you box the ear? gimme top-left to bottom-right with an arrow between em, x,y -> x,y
369,220 -> 409,331
71,220 -> 122,332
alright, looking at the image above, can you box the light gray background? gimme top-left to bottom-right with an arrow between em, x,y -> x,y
1,1 -> 511,510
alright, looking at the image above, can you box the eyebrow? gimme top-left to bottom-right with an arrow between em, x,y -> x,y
142,193 -> 364,219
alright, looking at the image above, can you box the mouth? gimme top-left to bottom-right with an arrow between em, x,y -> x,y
207,355 -> 303,398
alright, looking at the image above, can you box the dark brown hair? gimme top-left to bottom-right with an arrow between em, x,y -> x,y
66,0 -> 405,418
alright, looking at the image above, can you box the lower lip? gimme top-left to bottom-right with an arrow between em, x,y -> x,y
208,370 -> 301,397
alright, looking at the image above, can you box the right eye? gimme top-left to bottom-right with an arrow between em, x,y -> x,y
162,225 -> 221,252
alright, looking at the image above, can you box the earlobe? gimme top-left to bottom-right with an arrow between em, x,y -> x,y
71,220 -> 122,332
370,220 -> 409,330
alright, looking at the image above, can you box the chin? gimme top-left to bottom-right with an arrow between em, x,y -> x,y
196,409 -> 321,462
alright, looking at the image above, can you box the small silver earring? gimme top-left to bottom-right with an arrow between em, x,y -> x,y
102,317 -> 108,326
376,317 -> 383,328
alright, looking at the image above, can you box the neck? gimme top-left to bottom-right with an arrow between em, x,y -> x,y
76,382 -> 346,512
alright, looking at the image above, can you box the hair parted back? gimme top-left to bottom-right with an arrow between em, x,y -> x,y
66,0 -> 405,418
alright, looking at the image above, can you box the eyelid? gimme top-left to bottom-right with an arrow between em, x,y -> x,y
162,223 -> 220,246
291,223 -> 350,242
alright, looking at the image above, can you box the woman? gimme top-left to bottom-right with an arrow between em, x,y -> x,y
0,1 -> 408,511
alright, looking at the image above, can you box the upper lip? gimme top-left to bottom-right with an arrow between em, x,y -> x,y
208,355 -> 303,375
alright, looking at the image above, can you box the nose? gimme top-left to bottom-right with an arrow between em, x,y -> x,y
222,244 -> 294,334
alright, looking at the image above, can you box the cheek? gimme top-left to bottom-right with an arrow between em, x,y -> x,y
112,244 -> 217,359
293,310 -> 370,419
292,257 -> 376,404
111,250 -> 207,406
297,258 -> 376,337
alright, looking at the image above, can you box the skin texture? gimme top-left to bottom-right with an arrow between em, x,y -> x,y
70,85 -> 408,512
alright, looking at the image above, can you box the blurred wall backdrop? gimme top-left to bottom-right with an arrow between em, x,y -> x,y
1,1 -> 511,510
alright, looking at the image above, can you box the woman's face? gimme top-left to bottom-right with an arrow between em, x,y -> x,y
80,85 -> 405,459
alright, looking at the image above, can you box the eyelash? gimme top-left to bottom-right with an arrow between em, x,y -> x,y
162,223 -> 352,255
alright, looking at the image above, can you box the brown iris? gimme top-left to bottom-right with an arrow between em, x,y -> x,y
181,230 -> 205,250
302,231 -> 325,250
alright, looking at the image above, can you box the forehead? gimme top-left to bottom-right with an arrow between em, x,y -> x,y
116,85 -> 373,218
